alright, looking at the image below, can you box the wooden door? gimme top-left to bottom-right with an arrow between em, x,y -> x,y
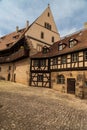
67,78 -> 75,94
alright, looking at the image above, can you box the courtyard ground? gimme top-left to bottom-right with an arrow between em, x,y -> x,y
0,81 -> 87,130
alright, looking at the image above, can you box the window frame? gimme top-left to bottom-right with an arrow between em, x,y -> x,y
69,39 -> 78,48
40,59 -> 46,67
61,56 -> 67,64
44,22 -> 51,30
52,36 -> 54,42
71,53 -> 78,62
84,51 -> 87,61
57,75 -> 65,84
33,59 -> 46,68
53,57 -> 58,65
33,60 -> 39,67
37,74 -> 43,82
41,32 -> 44,39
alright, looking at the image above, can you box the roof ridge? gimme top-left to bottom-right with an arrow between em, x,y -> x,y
60,28 -> 87,40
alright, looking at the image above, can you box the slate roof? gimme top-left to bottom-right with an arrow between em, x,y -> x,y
31,29 -> 87,58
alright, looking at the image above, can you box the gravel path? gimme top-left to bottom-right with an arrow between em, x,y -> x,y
0,81 -> 87,130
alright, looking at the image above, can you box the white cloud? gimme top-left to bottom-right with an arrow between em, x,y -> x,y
0,0 -> 87,37
51,0 -> 87,20
60,27 -> 77,37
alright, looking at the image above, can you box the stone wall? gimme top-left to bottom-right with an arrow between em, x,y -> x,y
0,58 -> 30,86
51,70 -> 87,99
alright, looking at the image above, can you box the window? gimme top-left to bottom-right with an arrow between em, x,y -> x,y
37,44 -> 42,52
9,66 -> 11,70
69,39 -> 78,48
6,42 -> 13,47
72,53 -> 78,62
0,67 -> 1,72
57,75 -> 65,84
53,57 -> 58,65
41,32 -> 44,39
40,60 -> 46,67
37,75 -> 43,82
33,60 -> 46,68
44,22 -> 51,30
52,36 -> 54,42
84,51 -> 87,60
61,56 -> 66,64
13,35 -> 19,39
48,12 -> 50,17
59,45 -> 63,50
42,46 -> 50,54
58,43 -> 66,51
85,81 -> 87,87
34,60 -> 39,67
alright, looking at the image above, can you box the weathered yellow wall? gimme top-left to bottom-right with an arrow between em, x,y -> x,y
0,58 -> 30,86
51,71 -> 87,98
14,58 -> 30,85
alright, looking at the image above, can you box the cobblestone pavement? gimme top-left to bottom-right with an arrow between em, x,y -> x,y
0,81 -> 87,130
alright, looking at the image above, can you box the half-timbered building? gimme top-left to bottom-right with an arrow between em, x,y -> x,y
30,29 -> 87,98
0,5 -> 60,85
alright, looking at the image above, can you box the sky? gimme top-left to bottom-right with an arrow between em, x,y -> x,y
0,0 -> 87,37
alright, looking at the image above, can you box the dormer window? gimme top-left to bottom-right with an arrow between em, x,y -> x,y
6,42 -> 13,47
58,43 -> 66,51
42,46 -> 50,54
69,39 -> 78,48
13,35 -> 19,39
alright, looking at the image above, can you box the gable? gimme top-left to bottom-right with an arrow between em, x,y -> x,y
35,6 -> 58,33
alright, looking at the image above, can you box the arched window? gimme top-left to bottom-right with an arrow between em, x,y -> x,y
57,75 -> 65,84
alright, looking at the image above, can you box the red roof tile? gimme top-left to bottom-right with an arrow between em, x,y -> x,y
31,29 -> 87,58
0,28 -> 27,51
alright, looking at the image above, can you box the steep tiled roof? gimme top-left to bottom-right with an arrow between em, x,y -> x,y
31,29 -> 87,58
0,28 -> 27,51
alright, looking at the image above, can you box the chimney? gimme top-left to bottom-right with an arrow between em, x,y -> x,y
84,22 -> 87,29
16,26 -> 19,32
26,20 -> 29,28
48,3 -> 50,8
